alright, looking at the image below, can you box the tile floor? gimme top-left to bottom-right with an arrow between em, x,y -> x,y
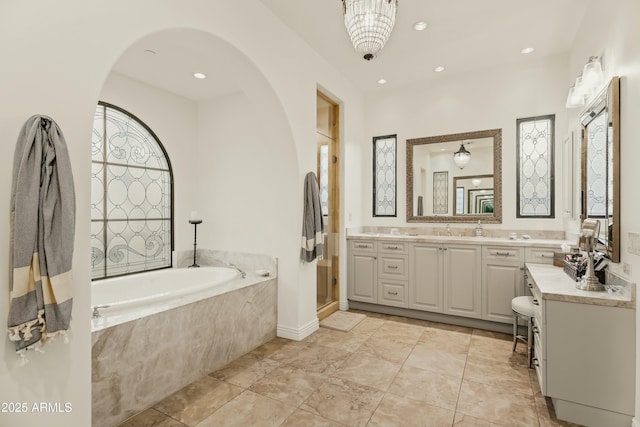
117,310 -> 581,427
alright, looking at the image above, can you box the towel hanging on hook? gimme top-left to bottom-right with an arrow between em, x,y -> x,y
300,172 -> 324,262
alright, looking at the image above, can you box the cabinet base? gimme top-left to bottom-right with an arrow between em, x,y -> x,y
348,301 -> 513,334
552,398 -> 633,427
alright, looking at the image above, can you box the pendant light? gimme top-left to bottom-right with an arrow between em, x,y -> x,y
342,0 -> 398,61
453,143 -> 471,169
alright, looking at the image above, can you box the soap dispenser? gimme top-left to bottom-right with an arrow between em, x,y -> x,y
475,220 -> 483,237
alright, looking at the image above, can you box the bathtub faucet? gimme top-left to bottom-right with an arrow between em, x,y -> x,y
92,305 -> 111,318
229,263 -> 247,279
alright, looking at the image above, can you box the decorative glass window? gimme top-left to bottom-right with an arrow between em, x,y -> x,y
318,144 -> 329,216
373,134 -> 397,217
91,102 -> 173,279
517,115 -> 555,218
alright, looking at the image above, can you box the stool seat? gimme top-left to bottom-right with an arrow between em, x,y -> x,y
512,296 -> 535,317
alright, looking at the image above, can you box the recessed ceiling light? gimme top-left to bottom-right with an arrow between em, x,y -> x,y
433,66 -> 445,73
521,47 -> 535,54
377,78 -> 387,85
193,72 -> 207,79
413,21 -> 428,31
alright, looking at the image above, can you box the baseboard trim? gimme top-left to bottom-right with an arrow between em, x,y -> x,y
277,318 -> 319,341
339,299 -> 349,311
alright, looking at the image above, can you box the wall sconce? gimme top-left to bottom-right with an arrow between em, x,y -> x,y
566,56 -> 604,109
453,143 -> 471,169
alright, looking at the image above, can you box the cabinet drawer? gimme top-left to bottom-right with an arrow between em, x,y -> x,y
350,240 -> 377,252
378,279 -> 408,308
379,255 -> 408,280
533,338 -> 546,395
482,246 -> 524,261
525,247 -> 555,264
379,241 -> 408,254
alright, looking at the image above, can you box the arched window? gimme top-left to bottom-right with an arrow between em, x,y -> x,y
91,102 -> 173,279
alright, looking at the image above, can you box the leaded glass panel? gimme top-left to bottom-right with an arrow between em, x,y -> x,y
517,115 -> 555,218
373,135 -> 397,217
586,112 -> 607,217
433,171 -> 448,214
92,103 -> 172,279
319,144 -> 329,216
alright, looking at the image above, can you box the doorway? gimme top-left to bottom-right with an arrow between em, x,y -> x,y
316,91 -> 340,320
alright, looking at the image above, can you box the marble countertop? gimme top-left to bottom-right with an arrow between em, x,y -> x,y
526,262 -> 635,309
347,231 -> 569,250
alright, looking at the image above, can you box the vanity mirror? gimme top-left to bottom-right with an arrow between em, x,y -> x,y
580,76 -> 620,262
407,128 -> 502,223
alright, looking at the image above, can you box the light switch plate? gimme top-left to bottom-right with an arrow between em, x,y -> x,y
628,232 -> 640,255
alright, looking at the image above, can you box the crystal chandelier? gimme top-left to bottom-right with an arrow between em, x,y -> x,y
342,0 -> 398,61
453,143 -> 471,169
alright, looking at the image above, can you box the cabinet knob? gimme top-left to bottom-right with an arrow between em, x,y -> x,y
533,357 -> 540,367
532,298 -> 539,306
532,326 -> 539,334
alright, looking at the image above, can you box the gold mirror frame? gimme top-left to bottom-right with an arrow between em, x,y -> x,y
580,76 -> 620,262
406,128 -> 502,223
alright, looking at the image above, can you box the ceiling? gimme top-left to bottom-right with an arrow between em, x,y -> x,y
111,1 -> 589,100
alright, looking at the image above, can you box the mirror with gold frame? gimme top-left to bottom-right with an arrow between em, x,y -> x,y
406,129 -> 502,223
580,76 -> 620,262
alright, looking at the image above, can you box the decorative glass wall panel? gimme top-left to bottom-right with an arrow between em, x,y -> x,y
585,112 -> 608,217
433,171 -> 448,214
91,102 -> 173,279
517,115 -> 555,218
318,144 -> 329,216
373,135 -> 397,217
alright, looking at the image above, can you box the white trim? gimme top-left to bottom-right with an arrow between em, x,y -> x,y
276,318 -> 318,341
631,417 -> 640,427
339,299 -> 349,311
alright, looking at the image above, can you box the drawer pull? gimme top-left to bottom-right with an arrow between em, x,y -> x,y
356,244 -> 371,248
388,291 -> 398,296
386,245 -> 399,250
533,357 -> 540,367
492,251 -> 511,256
527,283 -> 533,289
388,265 -> 399,269
532,298 -> 540,306
532,326 -> 539,334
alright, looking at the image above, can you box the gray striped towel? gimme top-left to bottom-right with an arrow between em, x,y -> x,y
300,172 -> 324,262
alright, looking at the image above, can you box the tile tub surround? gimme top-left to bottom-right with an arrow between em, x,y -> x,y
92,277 -> 277,427
117,310 -> 580,427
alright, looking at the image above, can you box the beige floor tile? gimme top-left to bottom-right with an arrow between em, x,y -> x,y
430,322 -> 474,334
332,351 -> 401,391
118,408 -> 187,427
301,377 -> 384,427
456,380 -> 538,427
368,393 -> 455,427
154,376 -> 243,426
387,364 -> 462,410
350,316 -> 386,336
386,315 -> 433,328
404,342 -> 467,378
468,332 -> 529,365
453,412 -> 504,427
358,334 -> 414,364
195,390 -> 296,427
463,353 -> 533,395
280,409 -> 347,427
285,342 -> 351,374
419,327 -> 472,353
209,353 -> 280,388
371,321 -> 424,345
535,393 -> 584,427
248,365 -> 328,406
311,328 -> 369,352
249,338 -> 309,364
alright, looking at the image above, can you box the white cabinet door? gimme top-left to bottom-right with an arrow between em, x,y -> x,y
482,260 -> 524,323
348,251 -> 377,303
443,245 -> 481,319
409,244 -> 443,312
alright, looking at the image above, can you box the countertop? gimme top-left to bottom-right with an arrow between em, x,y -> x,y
526,262 -> 635,309
347,231 -> 569,250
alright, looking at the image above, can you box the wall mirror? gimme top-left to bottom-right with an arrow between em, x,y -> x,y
407,129 -> 502,223
580,76 -> 620,262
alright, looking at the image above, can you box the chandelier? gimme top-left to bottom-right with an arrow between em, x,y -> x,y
342,0 -> 398,61
453,143 -> 471,169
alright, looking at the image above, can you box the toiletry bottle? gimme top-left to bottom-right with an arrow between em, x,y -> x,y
475,220 -> 483,237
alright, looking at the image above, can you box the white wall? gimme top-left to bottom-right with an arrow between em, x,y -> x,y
0,2 -> 365,426
363,54 -> 569,230
566,0 -> 640,419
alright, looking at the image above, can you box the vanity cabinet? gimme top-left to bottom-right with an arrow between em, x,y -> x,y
481,246 -> 525,323
377,241 -> 409,307
347,240 -> 378,303
409,243 -> 482,319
